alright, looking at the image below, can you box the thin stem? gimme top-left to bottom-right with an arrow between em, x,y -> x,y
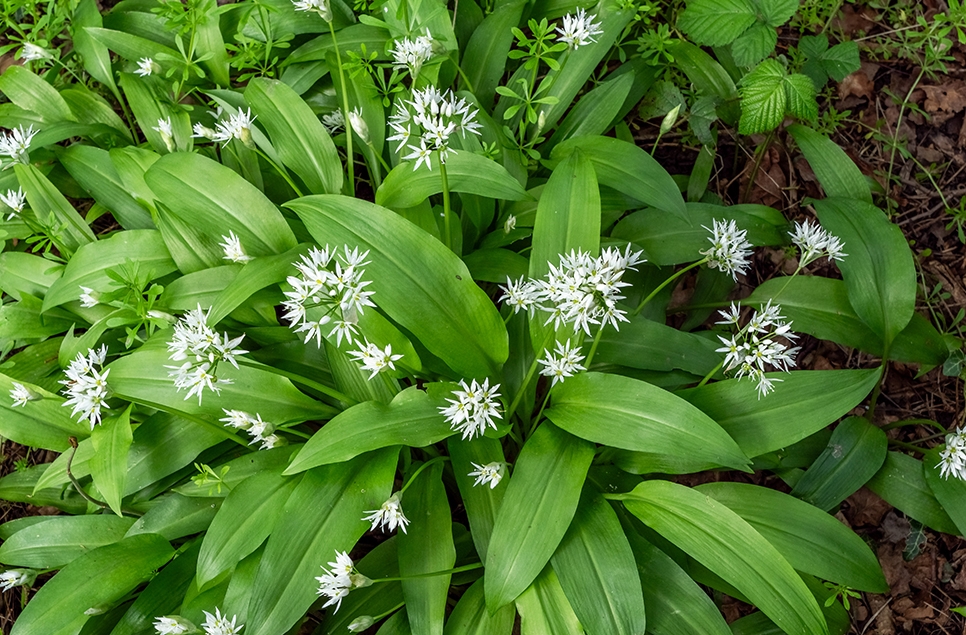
697,360 -> 724,388
237,357 -> 355,406
440,157 -> 453,250
399,456 -> 450,495
455,62 -> 475,93
583,326 -> 606,369
881,418 -> 947,433
525,389 -> 552,439
373,562 -> 483,583
328,20 -> 355,197
884,67 -> 925,210
506,330 -> 554,420
631,258 -> 708,318
254,147 -> 304,197
66,438 -> 144,517
279,426 -> 312,439
888,439 -> 926,454
866,360 -> 888,424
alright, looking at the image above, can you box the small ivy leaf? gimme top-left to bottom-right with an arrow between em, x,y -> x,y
820,41 -> 861,82
731,23 -> 778,67
942,349 -> 965,378
903,518 -> 927,561
689,94 -> 720,146
678,0 -> 758,46
738,59 -> 787,134
785,73 -> 819,123
758,0 -> 800,27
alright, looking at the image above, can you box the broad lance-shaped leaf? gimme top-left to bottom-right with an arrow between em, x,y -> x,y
621,480 -> 829,635
287,195 -> 508,378
245,78 -> 343,195
448,436 -> 506,562
679,369 -> 880,458
15,164 -> 95,255
0,65 -> 73,123
514,565 -> 583,635
550,489 -> 646,635
10,534 -> 174,635
924,450 -> 966,537
376,150 -> 529,210
444,579 -> 514,635
245,449 -> 398,635
867,452 -> 958,535
90,404 -> 134,517
550,136 -> 686,220
695,482 -> 888,592
145,152 -> 298,257
286,384 -> 454,474
485,422 -> 594,611
110,540 -> 200,635
788,124 -> 871,203
58,145 -> 153,230
0,515 -> 135,568
0,373 -> 90,452
812,197 -> 916,349
545,372 -> 750,471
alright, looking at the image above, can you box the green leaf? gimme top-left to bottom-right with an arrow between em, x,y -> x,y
545,372 -> 750,471
866,452 -> 959,535
696,482 -> 887,592
0,373 -> 90,451
760,0 -> 799,26
788,124 -> 871,202
622,480 -> 829,635
551,136 -> 687,220
485,422 -> 594,610
376,150 -> 529,210
0,66 -> 74,124
197,469 -> 299,586
110,541 -> 200,635
194,0 -> 230,87
10,534 -> 174,635
667,41 -> 740,124
515,566 -> 583,635
245,78 -> 343,195
85,26 -> 181,63
287,195 -> 508,378
551,489 -> 646,635
285,385 -> 453,473
462,248 -> 529,284
791,416 -> 888,511
57,145 -> 153,230
594,316 -> 722,376
0,515 -> 135,568
820,41 -> 860,82
444,579 -> 514,635
90,404 -> 134,516
245,449 -> 397,635
678,0 -> 757,46
448,436 -> 506,562
784,73 -> 818,123
461,1 -> 526,106
812,198 -> 916,348
15,163 -> 96,254
924,451 -> 966,537
42,229 -> 176,312
119,73 -> 192,154
206,244 -> 309,325
145,152 -> 298,257
543,67 -> 635,153
529,149 -> 600,279
739,59 -> 787,135
0,252 -> 63,301
71,0 -> 118,96
398,462 -> 455,635
731,24 -> 777,67
125,494 -> 221,540
679,369 -> 880,458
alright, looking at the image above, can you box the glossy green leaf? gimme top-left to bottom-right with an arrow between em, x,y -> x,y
175,447 -> 298,498
43,229 -> 175,312
71,0 -> 118,95
206,244 -> 308,325
320,538 -> 404,634
622,480 -> 828,635
197,469 -> 299,586
551,136 -> 686,219
448,436 -> 506,562
110,541 -> 200,635
514,565 -> 583,635
15,163 -> 96,254
544,72 -> 635,153
595,316 -> 722,375
925,451 -> 966,537
0,515 -> 135,568
812,198 -> 916,348
546,372 -> 749,471
288,195 -> 508,378
679,369 -> 880,458
245,449 -> 397,635
667,41 -> 740,123
57,145 -> 153,231
788,125 -> 871,203
145,152 -> 298,257
462,248 -> 529,283
286,385 -> 452,473
398,462 -> 455,635
696,482 -> 887,591
678,0 -> 756,46
485,422 -> 594,611
461,1 -> 526,105
0,464 -> 88,514
90,404 -> 134,516
0,252 -> 63,301
551,489 -> 646,635
125,495 -> 220,541
376,150 -> 528,210
444,578 -> 514,635
194,0 -> 230,86
10,534 -> 174,635
245,78 -> 343,195
85,26 -> 181,63
791,416 -> 888,511
0,373 -> 90,451
867,452 -> 958,535
0,66 -> 73,123
119,73 -> 192,154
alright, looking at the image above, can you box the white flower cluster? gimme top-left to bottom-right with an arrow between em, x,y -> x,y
292,0 -> 331,20
555,8 -> 604,49
439,378 -> 502,440
166,305 -> 247,404
136,57 -> 160,77
194,108 -> 256,147
938,430 -> 966,481
388,87 -> 482,170
9,382 -> 33,407
348,339 -> 402,380
315,551 -> 372,613
500,246 -> 645,335
701,219 -> 753,280
0,569 -> 32,592
0,125 -> 37,167
390,30 -> 434,78
537,339 -> 586,386
60,346 -> 111,429
468,461 -> 505,488
715,301 -> 800,398
219,231 -> 252,263
220,409 -> 283,449
790,220 -> 847,267
281,245 -> 375,348
1,188 -> 25,220
19,42 -> 51,62
79,286 -> 98,308
363,492 -> 409,533
321,110 -> 344,134
153,117 -> 176,153
153,608 -> 242,635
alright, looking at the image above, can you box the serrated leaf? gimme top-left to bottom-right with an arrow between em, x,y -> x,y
784,73 -> 818,122
799,34 -> 829,59
731,23 -> 777,67
678,0 -> 757,46
759,0 -> 799,27
739,59 -> 787,134
821,41 -> 860,82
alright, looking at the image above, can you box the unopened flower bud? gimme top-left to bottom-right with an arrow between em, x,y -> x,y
348,108 -> 370,145
348,616 -> 375,632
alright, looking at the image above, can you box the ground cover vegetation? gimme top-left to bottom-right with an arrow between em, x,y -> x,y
0,0 -> 964,632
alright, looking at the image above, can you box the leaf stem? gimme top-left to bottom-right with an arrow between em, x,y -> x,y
399,455 -> 450,495
372,561 -> 483,583
253,147 -> 304,197
328,20 -> 355,197
236,357 -> 355,407
440,156 -> 453,250
696,360 -> 724,388
631,258 -> 707,318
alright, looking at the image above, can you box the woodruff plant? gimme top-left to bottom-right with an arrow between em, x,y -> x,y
0,0 -> 960,633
